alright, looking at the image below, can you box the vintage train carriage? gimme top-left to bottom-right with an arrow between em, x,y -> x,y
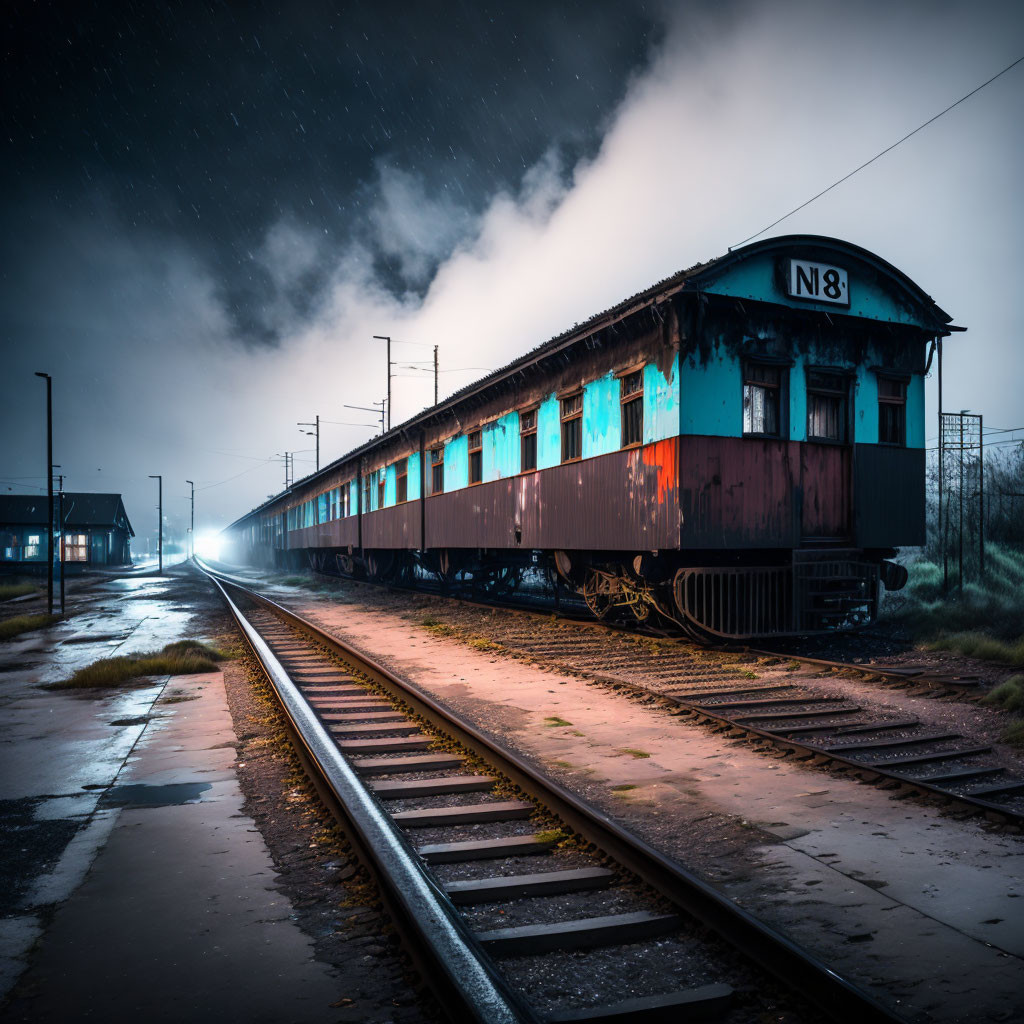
224,235 -> 959,638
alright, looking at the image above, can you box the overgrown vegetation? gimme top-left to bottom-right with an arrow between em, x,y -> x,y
0,582 -> 39,602
1002,720 -> 1024,749
0,613 -> 61,641
982,675 -> 1024,712
52,640 -> 229,689
884,542 -> 1024,655
543,716 -> 572,727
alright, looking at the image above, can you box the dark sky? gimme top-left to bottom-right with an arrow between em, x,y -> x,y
2,1 -> 1022,550
3,1 -> 662,343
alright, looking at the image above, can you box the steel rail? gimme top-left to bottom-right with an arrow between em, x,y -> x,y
206,572 -> 533,1024
199,559 -> 903,1024
207,561 -> 1020,821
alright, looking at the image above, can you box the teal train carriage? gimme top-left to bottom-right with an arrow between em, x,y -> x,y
224,235 -> 959,639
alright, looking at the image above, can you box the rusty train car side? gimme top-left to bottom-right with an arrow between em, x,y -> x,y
224,235 -> 959,638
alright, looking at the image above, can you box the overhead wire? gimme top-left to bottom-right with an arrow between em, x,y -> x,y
731,55 -> 1023,249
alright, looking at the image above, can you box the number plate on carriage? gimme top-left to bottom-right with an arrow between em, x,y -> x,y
787,259 -> 849,306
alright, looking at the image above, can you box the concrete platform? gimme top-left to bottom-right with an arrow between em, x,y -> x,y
3,670 -> 344,1022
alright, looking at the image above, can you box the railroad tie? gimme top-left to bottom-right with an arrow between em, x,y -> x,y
417,835 -> 556,863
392,800 -> 533,827
476,910 -> 681,956
444,867 -> 615,905
544,984 -> 735,1023
368,775 -> 496,799
350,753 -> 465,774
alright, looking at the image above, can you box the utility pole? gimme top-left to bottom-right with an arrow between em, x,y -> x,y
58,486 -> 65,614
149,475 -> 162,573
34,372 -> 53,613
374,336 -> 392,430
186,480 -> 194,558
298,416 -> 320,471
434,345 -> 439,406
52,465 -> 63,614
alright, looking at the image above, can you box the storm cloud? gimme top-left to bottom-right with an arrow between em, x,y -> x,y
1,0 -> 1021,547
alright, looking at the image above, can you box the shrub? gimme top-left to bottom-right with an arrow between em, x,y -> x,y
983,675 -> 1024,713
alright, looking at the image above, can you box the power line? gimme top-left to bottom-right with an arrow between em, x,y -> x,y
732,55 -> 1024,249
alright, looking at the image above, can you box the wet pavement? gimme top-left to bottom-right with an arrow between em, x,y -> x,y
0,566 -> 344,1020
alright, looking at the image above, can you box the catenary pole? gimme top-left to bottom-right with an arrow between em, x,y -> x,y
149,475 -> 162,574
186,480 -> 194,558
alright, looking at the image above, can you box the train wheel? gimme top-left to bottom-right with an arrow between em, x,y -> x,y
582,569 -> 611,619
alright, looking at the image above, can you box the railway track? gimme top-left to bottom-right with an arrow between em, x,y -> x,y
200,563 -> 901,1024
211,561 -> 1024,826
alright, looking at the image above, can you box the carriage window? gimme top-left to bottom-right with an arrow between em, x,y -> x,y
468,431 -> 482,485
743,363 -> 784,438
363,475 -> 371,512
620,371 -> 644,447
561,392 -> 582,462
878,376 -> 907,446
806,371 -> 848,442
520,409 -> 537,471
396,458 -> 408,503
431,447 -> 444,494
341,485 -> 350,517
377,472 -> 386,509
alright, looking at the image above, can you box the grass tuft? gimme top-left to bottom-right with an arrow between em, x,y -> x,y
543,716 -> 573,727
0,582 -> 40,602
924,632 -> 1024,667
983,675 -> 1024,713
532,829 -> 568,846
52,640 -> 229,689
1002,720 -> 1024,749
0,613 -> 61,641
619,747 -> 651,759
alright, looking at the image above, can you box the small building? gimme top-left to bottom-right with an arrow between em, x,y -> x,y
0,493 -> 135,570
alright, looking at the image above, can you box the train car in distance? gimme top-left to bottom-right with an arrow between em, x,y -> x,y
223,235 -> 961,639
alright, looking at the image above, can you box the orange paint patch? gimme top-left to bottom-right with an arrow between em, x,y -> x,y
642,437 -> 678,504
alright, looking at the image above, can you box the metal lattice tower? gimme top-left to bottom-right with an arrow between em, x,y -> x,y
939,411 -> 984,591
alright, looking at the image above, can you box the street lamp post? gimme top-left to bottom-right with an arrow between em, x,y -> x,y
53,464 -> 64,615
186,480 -> 194,558
298,416 -> 320,471
34,372 -> 54,613
148,475 -> 162,574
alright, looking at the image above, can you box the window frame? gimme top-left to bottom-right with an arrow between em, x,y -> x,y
619,369 -> 644,448
65,532 -> 88,562
805,368 -> 851,445
876,373 -> 908,447
377,471 -> 386,510
468,430 -> 483,486
430,446 -> 444,495
519,407 -> 538,473
396,458 -> 408,503
742,360 -> 787,439
560,390 -> 583,463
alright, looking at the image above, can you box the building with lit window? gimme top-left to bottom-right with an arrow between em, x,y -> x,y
0,493 -> 134,570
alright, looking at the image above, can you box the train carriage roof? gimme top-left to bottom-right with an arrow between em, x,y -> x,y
227,235 -> 958,529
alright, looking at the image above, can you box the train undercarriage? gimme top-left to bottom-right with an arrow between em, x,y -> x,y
290,543 -> 907,641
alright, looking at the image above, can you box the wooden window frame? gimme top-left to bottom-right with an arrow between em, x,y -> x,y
396,458 -> 408,503
877,374 -> 908,447
742,361 -> 787,439
377,471 -> 386,510
805,369 -> 850,445
620,369 -> 644,448
65,532 -> 88,562
468,430 -> 483,486
519,407 -> 538,473
560,391 -> 583,463
430,446 -> 444,495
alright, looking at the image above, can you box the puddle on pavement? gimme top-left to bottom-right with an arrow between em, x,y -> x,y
99,783 -> 212,808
